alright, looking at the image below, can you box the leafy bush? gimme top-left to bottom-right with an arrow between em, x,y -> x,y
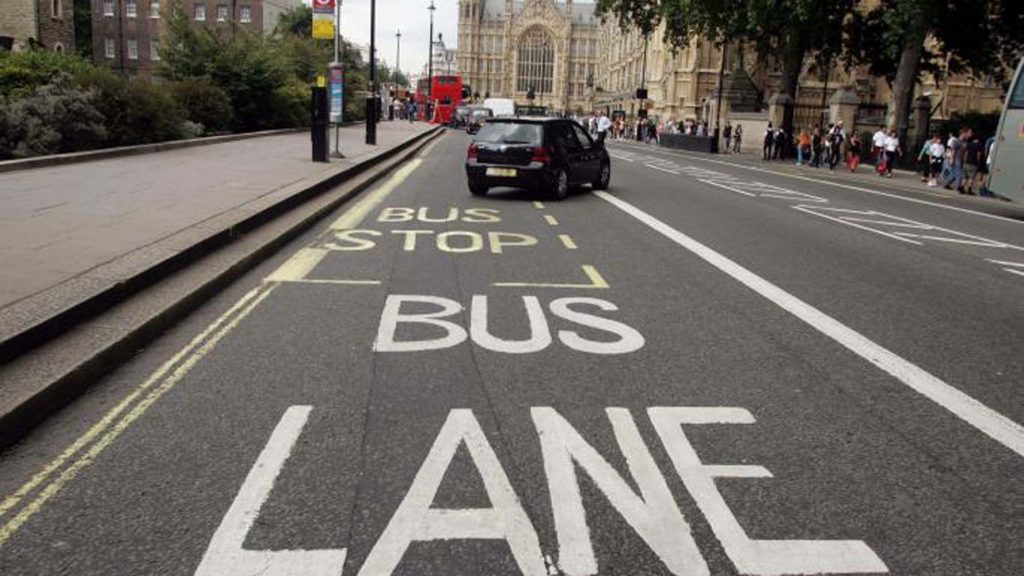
0,50 -> 92,98
0,74 -> 106,159
76,67 -> 187,146
272,77 -> 311,128
169,78 -> 234,134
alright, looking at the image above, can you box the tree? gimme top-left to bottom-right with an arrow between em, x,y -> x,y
275,4 -> 313,38
847,0 -> 1024,147
596,0 -> 855,135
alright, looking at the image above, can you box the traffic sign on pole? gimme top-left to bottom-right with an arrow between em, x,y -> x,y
312,0 -> 336,40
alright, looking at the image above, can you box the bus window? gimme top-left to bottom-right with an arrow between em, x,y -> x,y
986,57 -> 1024,202
1009,71 -> 1024,109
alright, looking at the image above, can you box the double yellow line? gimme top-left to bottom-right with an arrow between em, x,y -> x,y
0,143 -> 434,547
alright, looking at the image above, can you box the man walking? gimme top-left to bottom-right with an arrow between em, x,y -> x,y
763,122 -> 775,160
872,125 -> 888,167
596,111 -> 612,144
723,122 -> 732,154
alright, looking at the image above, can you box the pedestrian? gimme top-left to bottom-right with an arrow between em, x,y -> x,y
883,129 -> 901,178
811,125 -> 822,168
943,128 -> 968,191
732,124 -> 742,153
723,122 -> 732,153
978,135 -> 996,197
916,137 -> 933,182
926,135 -> 945,187
962,134 -> 982,195
846,132 -> 862,172
763,122 -> 774,160
596,111 -> 612,144
828,123 -> 845,170
871,125 -> 887,167
823,123 -> 835,167
776,127 -> 789,160
796,129 -> 810,165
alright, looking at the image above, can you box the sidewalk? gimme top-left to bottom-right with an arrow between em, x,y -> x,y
0,121 -> 434,351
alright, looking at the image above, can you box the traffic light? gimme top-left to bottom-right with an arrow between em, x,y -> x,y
462,84 -> 471,99
527,87 -> 536,101
635,88 -> 648,100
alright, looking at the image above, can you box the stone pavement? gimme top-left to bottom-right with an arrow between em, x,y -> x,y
0,121 -> 434,347
0,121 -> 431,314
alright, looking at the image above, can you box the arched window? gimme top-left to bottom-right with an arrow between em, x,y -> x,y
517,26 -> 554,95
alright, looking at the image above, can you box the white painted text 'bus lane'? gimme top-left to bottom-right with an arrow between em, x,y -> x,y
197,406 -> 886,576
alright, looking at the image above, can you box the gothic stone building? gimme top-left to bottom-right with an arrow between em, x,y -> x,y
457,0 -> 600,114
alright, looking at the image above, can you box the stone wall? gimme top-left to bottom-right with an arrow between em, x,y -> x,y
38,0 -> 74,51
0,0 -> 39,49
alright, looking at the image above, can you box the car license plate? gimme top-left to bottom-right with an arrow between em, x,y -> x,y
486,167 -> 517,177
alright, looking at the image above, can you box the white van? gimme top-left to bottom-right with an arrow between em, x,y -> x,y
482,98 -> 516,117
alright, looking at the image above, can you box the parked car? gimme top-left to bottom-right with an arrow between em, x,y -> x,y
465,117 -> 610,199
466,108 -> 493,134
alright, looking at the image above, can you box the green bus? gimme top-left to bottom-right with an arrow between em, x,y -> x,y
986,57 -> 1024,202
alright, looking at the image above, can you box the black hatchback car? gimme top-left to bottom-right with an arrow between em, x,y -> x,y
465,117 -> 610,199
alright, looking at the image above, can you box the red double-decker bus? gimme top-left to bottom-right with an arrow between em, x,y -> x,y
415,75 -> 463,124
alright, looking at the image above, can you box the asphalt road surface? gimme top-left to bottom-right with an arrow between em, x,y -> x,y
1,131 -> 1023,576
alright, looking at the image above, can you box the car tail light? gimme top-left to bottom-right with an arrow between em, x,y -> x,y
531,146 -> 552,164
467,143 -> 478,160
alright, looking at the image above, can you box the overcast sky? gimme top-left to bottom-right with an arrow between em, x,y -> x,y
331,0 -> 460,78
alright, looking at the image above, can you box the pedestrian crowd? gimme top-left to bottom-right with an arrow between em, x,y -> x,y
764,120 -> 995,196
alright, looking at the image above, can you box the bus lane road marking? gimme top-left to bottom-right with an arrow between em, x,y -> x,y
610,141 -> 1024,225
0,151 -> 430,548
615,147 -> 1024,277
199,404 -> 887,575
594,189 -> 1024,459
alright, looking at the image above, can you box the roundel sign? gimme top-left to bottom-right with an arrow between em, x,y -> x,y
313,0 -> 335,11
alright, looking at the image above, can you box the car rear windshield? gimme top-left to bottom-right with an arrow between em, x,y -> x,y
470,109 -> 492,118
475,122 -> 543,145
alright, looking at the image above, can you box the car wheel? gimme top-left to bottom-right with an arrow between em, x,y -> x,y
553,169 -> 569,200
469,183 -> 488,196
593,162 -> 611,190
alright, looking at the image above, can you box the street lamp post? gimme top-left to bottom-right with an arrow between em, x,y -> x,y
365,0 -> 377,144
395,30 -> 402,86
428,0 -> 436,122
331,0 -> 346,158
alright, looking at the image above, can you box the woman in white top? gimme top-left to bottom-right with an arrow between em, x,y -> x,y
883,130 -> 901,178
927,136 -> 946,187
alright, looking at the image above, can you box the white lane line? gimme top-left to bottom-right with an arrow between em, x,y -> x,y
194,406 -> 347,576
612,143 -> 1024,225
986,259 -> 1024,267
558,234 -> 578,250
544,214 -> 560,226
700,179 -> 756,197
647,164 -> 680,175
594,190 -> 1024,459
793,205 -> 924,246
1004,268 -> 1024,278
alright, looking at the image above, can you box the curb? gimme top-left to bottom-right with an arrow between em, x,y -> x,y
0,128 -> 304,174
0,126 -> 440,364
0,126 -> 443,448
